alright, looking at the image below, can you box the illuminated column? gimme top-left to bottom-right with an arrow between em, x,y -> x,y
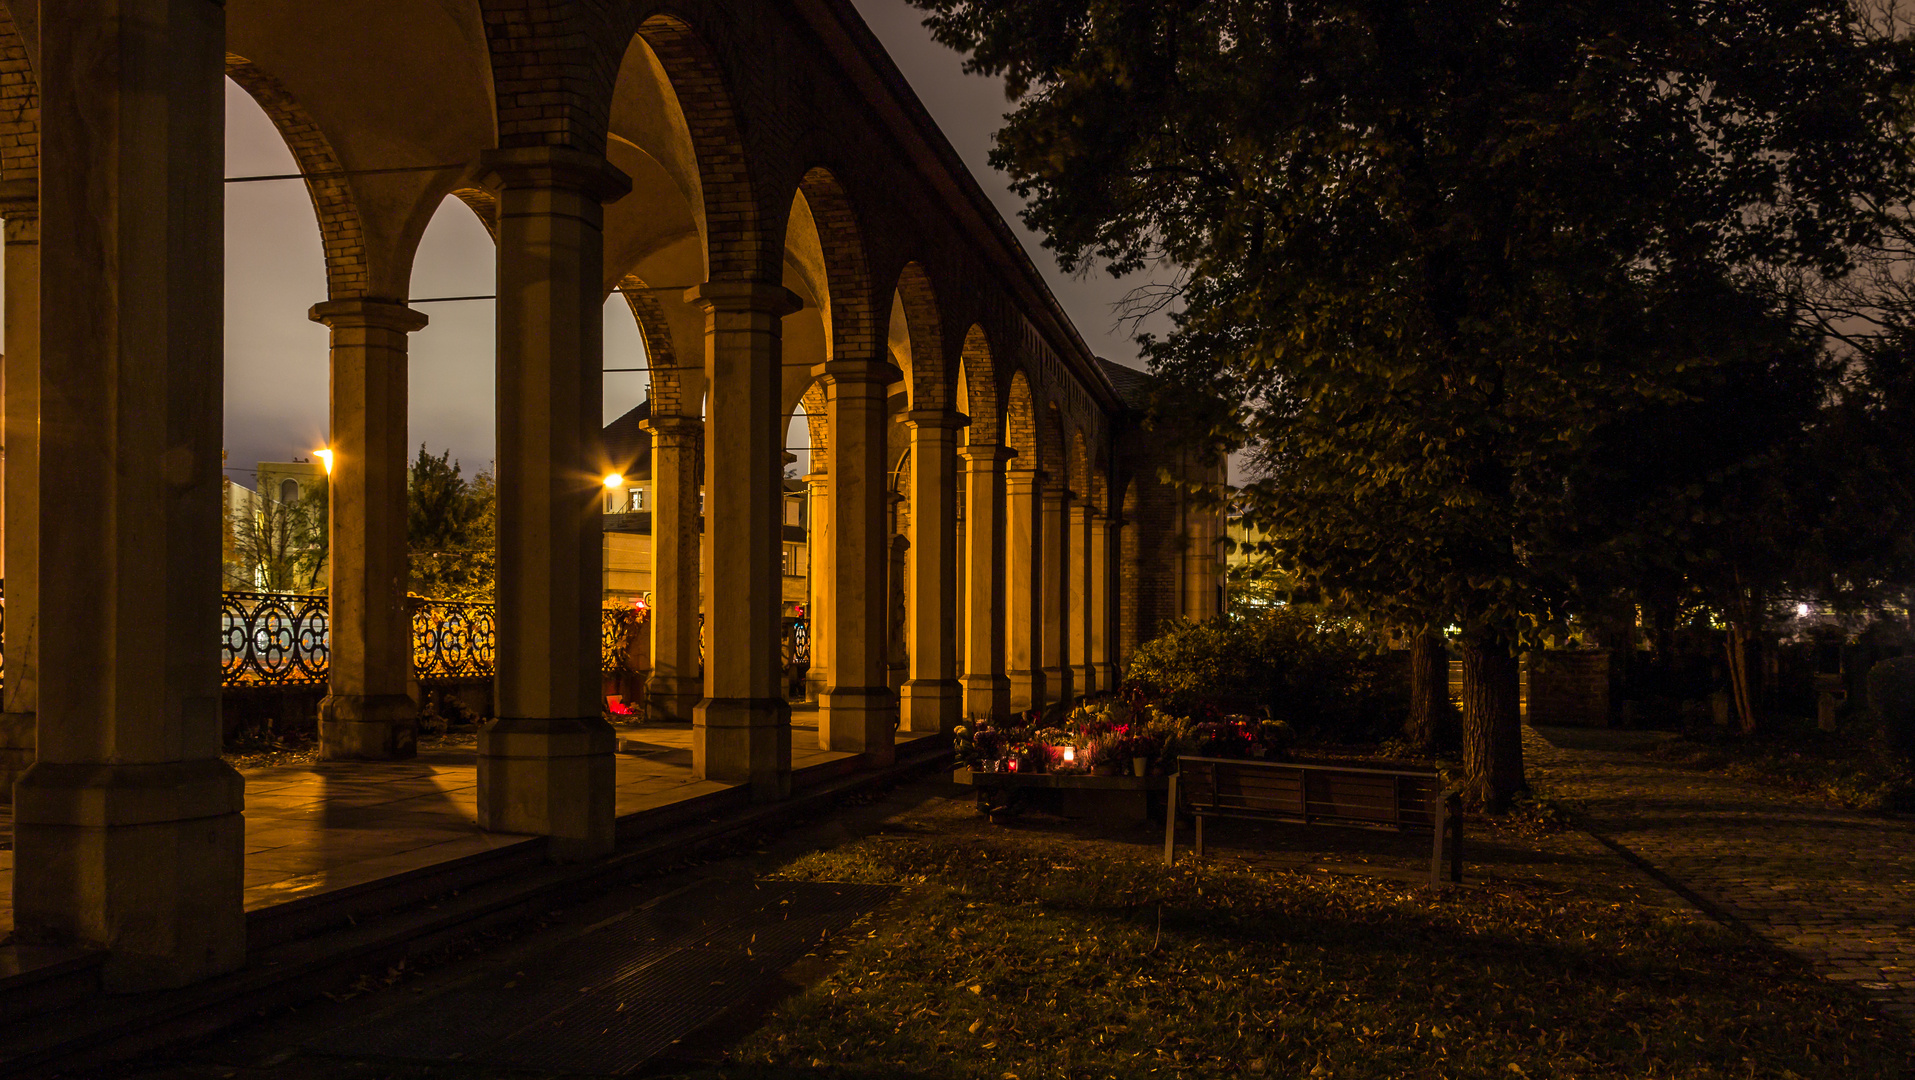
1040,485 -> 1071,705
958,444 -> 1011,719
643,413 -> 702,723
694,282 -> 801,798
1003,468 -> 1044,711
820,359 -> 896,761
15,0 -> 245,989
477,146 -> 629,860
899,410 -> 962,734
0,188 -> 37,795
316,299 -> 428,760
1090,510 -> 1115,690
803,468 -> 831,702
1068,499 -> 1095,695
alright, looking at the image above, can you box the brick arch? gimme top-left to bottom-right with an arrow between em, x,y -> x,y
634,13 -> 774,281
1042,402 -> 1070,494
799,381 -> 830,465
887,262 -> 949,412
450,187 -> 501,241
1005,368 -> 1039,473
225,55 -> 372,300
1070,428 -> 1091,500
794,167 -> 878,367
957,324 -> 1000,447
615,272 -> 688,418
0,5 -> 36,193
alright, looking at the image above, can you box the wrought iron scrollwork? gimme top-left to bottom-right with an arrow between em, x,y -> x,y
411,597 -> 496,680
602,605 -> 635,678
221,590 -> 330,687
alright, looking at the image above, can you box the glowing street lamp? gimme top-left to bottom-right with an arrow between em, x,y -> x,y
603,472 -> 624,489
314,448 -> 333,475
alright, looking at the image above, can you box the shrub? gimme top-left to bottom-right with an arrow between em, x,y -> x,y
1866,656 -> 1915,755
1125,608 -> 1405,740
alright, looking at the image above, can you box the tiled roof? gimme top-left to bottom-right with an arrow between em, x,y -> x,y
1096,357 -> 1155,410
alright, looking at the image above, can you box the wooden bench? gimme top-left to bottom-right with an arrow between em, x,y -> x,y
1165,756 -> 1463,888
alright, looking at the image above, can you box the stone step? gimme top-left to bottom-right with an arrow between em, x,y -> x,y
0,739 -> 950,1077
0,946 -> 102,1028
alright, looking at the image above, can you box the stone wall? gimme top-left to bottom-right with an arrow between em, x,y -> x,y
1526,649 -> 1611,728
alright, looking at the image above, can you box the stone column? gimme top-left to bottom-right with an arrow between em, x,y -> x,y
1090,510 -> 1115,690
15,0 -> 244,990
802,469 -> 830,702
1003,468 -> 1044,712
1040,485 -> 1071,706
316,300 -> 427,760
693,282 -> 801,798
476,147 -> 629,861
820,360 -> 896,761
643,413 -> 702,723
1068,499 -> 1095,695
899,410 -> 962,734
1183,483 -> 1220,622
957,445 -> 1010,719
0,188 -> 37,796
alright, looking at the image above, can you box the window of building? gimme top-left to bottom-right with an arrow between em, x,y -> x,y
279,478 -> 300,504
782,542 -> 801,577
628,486 -> 646,512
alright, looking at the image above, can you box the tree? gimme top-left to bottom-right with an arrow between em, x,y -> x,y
407,446 -> 497,601
231,476 -> 328,592
912,0 -> 1913,807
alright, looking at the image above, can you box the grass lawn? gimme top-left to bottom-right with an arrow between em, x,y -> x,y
668,790 -> 1913,1080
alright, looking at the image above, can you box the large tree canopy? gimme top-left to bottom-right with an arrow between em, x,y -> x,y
914,0 -> 1915,804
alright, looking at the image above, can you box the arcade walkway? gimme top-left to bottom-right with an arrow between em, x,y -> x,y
0,706 -> 929,938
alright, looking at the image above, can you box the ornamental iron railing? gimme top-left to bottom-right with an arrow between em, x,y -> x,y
222,590 -> 331,687
412,597 -> 497,680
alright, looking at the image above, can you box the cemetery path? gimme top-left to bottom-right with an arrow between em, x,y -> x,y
1526,725 -> 1915,1028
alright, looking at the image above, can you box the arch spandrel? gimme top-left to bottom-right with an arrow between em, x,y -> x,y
888,263 -> 948,413
794,167 -> 879,370
1041,402 -> 1069,494
1005,368 -> 1039,474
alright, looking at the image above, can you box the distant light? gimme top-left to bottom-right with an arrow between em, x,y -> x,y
1797,603 -> 1811,618
603,473 -> 624,489
314,448 -> 333,475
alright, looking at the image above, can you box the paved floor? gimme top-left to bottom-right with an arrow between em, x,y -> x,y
0,705 -> 916,936
1526,724 -> 1915,1026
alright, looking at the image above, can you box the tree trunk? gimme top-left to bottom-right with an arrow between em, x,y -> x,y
1725,575 -> 1763,735
1406,631 -> 1449,752
1459,629 -> 1525,812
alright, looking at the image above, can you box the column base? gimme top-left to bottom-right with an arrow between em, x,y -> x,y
1075,664 -> 1098,697
818,687 -> 897,765
899,679 -> 961,735
319,693 -> 418,760
1007,670 -> 1043,716
477,716 -> 616,861
959,675 -> 1008,721
644,674 -> 703,724
13,758 -> 244,991
804,672 -> 828,703
694,697 -> 791,800
0,710 -> 36,804
1044,666 -> 1073,709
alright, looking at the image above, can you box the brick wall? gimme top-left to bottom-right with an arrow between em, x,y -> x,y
1526,650 -> 1611,728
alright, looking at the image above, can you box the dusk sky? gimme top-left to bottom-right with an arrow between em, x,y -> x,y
214,0 -> 1171,487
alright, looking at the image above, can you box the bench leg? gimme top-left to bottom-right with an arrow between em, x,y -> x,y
1450,798 -> 1463,883
1163,773 -> 1178,866
1193,813 -> 1204,858
1429,794 -> 1446,890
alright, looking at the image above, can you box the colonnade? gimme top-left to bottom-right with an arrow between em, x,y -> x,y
0,0 -> 1218,992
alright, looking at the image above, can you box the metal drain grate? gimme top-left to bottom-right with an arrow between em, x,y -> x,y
311,878 -> 895,1075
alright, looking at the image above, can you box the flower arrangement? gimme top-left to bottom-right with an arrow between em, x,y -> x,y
959,692 -> 1303,777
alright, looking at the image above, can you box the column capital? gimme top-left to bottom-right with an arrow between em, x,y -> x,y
477,146 -> 632,202
689,280 -> 804,317
905,408 -> 967,432
1004,467 -> 1043,490
309,298 -> 429,334
0,177 -> 36,227
957,443 -> 1016,467
819,357 -> 899,385
639,413 -> 703,440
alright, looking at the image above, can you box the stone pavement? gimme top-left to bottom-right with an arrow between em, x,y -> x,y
1526,725 -> 1915,1026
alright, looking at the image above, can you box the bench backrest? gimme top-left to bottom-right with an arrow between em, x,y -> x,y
1177,756 -> 1442,831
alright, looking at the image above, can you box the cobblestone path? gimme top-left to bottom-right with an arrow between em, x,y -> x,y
1526,726 -> 1915,1027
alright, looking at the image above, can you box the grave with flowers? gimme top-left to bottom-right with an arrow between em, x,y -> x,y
952,694 -> 1295,823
